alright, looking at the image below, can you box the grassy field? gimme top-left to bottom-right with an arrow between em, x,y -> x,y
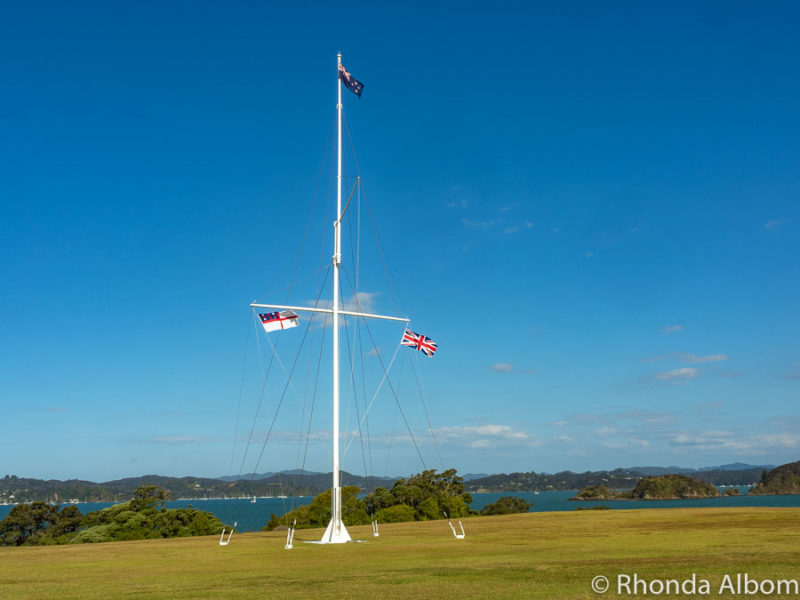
1,507 -> 799,599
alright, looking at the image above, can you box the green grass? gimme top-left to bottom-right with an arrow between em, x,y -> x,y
1,507 -> 799,599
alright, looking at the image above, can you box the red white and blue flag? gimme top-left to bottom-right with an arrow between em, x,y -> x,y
259,310 -> 299,333
338,63 -> 364,97
401,329 -> 438,358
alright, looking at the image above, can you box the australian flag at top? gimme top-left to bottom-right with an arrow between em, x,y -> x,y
401,328 -> 438,358
338,63 -> 364,97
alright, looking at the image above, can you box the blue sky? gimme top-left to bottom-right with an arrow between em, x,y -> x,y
1,2 -> 798,481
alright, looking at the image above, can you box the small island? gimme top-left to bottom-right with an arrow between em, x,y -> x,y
571,474 -> 720,501
749,460 -> 800,495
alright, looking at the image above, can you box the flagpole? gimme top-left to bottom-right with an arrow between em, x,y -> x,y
322,51 -> 350,543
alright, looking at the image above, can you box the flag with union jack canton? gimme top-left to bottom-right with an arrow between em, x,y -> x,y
338,63 -> 364,97
401,328 -> 438,358
259,310 -> 299,333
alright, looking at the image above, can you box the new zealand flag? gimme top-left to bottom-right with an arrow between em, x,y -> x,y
338,63 -> 364,98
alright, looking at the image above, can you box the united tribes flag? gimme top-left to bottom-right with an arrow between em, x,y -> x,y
259,310 -> 299,333
338,63 -> 364,97
401,328 -> 438,358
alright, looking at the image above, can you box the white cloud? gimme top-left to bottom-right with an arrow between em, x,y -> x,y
656,367 -> 701,382
345,291 -> 378,313
678,353 -> 728,363
584,251 -> 593,258
668,430 -> 800,451
437,424 -> 528,441
491,363 -> 513,372
660,324 -> 684,334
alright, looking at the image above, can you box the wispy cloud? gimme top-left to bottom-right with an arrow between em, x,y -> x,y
491,363 -> 513,372
435,424 -> 536,450
668,430 -> 800,451
655,367 -> 701,382
764,218 -> 786,230
584,251 -> 593,258
345,291 -> 378,313
461,217 -> 501,228
642,352 -> 728,364
437,424 -> 530,442
146,435 -> 220,445
559,408 -> 678,428
504,221 -> 533,234
641,354 -> 668,363
678,353 -> 729,363
660,324 -> 684,334
783,365 -> 800,380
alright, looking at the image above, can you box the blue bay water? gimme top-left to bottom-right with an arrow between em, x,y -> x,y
3,488 -> 800,532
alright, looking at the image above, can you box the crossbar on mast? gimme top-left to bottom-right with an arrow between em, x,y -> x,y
250,303 -> 409,323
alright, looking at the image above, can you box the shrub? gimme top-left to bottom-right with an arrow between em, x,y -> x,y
480,496 -> 532,516
375,504 -> 415,523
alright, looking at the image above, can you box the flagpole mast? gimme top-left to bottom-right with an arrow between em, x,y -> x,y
322,51 -> 350,543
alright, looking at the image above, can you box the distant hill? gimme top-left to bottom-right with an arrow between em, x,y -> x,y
216,470 -> 324,483
749,460 -> 800,495
465,466 -> 764,493
0,472 -> 397,504
461,473 -> 490,481
1,462 -> 776,504
627,463 -> 774,476
702,462 -> 776,472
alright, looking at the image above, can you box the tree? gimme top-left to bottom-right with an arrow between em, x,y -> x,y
0,502 -> 84,546
480,496 -> 532,516
264,486 -> 369,531
129,484 -> 169,511
364,468 -> 473,522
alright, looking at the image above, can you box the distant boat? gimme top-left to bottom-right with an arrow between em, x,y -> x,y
250,496 -> 256,503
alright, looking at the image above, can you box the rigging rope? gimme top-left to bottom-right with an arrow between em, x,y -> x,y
228,309 -> 254,476
343,113 -> 407,317
408,351 -> 445,471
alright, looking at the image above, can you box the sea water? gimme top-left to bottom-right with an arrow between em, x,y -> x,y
3,488 -> 800,532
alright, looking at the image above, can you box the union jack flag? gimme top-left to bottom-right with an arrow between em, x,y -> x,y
401,328 -> 438,358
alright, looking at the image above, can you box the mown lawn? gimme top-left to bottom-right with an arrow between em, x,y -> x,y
1,507 -> 799,599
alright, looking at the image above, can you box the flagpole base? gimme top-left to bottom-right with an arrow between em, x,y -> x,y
320,518 -> 351,544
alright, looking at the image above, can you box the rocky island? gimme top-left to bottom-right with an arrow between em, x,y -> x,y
571,474 -> 720,501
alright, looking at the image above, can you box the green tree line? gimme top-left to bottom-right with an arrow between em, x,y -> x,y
0,485 -> 225,546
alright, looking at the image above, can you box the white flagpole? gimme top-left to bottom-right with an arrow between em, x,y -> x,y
322,52 -> 350,543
